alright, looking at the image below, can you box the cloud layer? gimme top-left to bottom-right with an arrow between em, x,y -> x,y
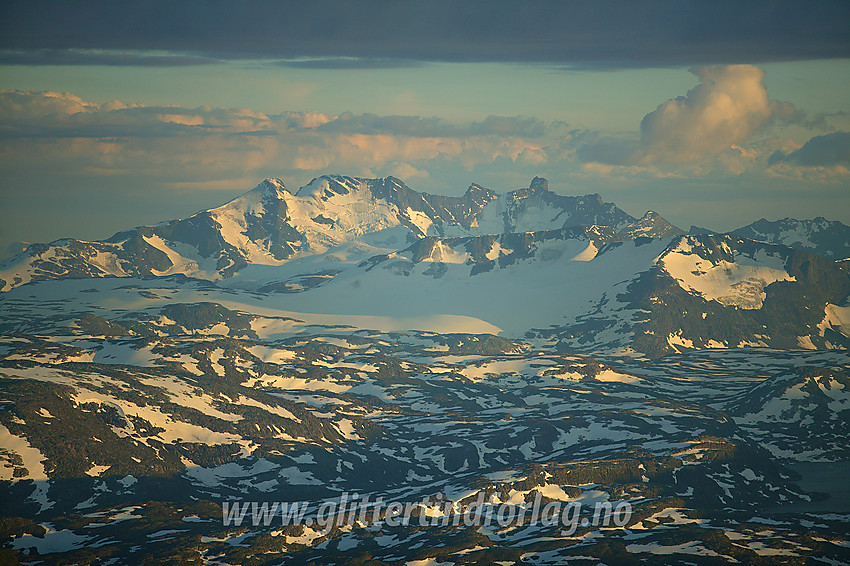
1,1 -> 848,68
0,90 -> 567,194
0,81 -> 842,201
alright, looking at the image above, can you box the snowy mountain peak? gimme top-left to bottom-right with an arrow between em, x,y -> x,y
529,176 -> 549,191
294,174 -> 364,201
618,210 -> 685,240
212,177 -> 289,217
584,193 -> 605,206
689,225 -> 717,235
384,175 -> 405,188
257,177 -> 288,197
511,177 -> 552,200
733,217 -> 850,260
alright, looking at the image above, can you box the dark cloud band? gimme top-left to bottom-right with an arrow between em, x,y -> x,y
1,0 -> 848,69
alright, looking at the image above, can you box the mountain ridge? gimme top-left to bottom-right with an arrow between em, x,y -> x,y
732,216 -> 850,260
0,175 -> 635,291
6,174 -> 848,294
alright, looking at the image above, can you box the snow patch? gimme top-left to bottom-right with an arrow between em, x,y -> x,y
0,423 -> 48,481
661,244 -> 795,309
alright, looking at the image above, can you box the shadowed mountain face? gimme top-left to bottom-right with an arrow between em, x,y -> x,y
1,175 -> 849,564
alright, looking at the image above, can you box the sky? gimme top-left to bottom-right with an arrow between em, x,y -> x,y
1,0 -> 849,255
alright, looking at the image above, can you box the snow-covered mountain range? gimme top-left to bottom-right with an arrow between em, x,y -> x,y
1,174 -> 848,359
0,175 -> 635,289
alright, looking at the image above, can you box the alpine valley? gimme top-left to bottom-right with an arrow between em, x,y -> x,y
1,175 -> 848,565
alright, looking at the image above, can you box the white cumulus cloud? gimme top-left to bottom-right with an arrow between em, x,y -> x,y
579,65 -> 800,166
637,65 -> 797,163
